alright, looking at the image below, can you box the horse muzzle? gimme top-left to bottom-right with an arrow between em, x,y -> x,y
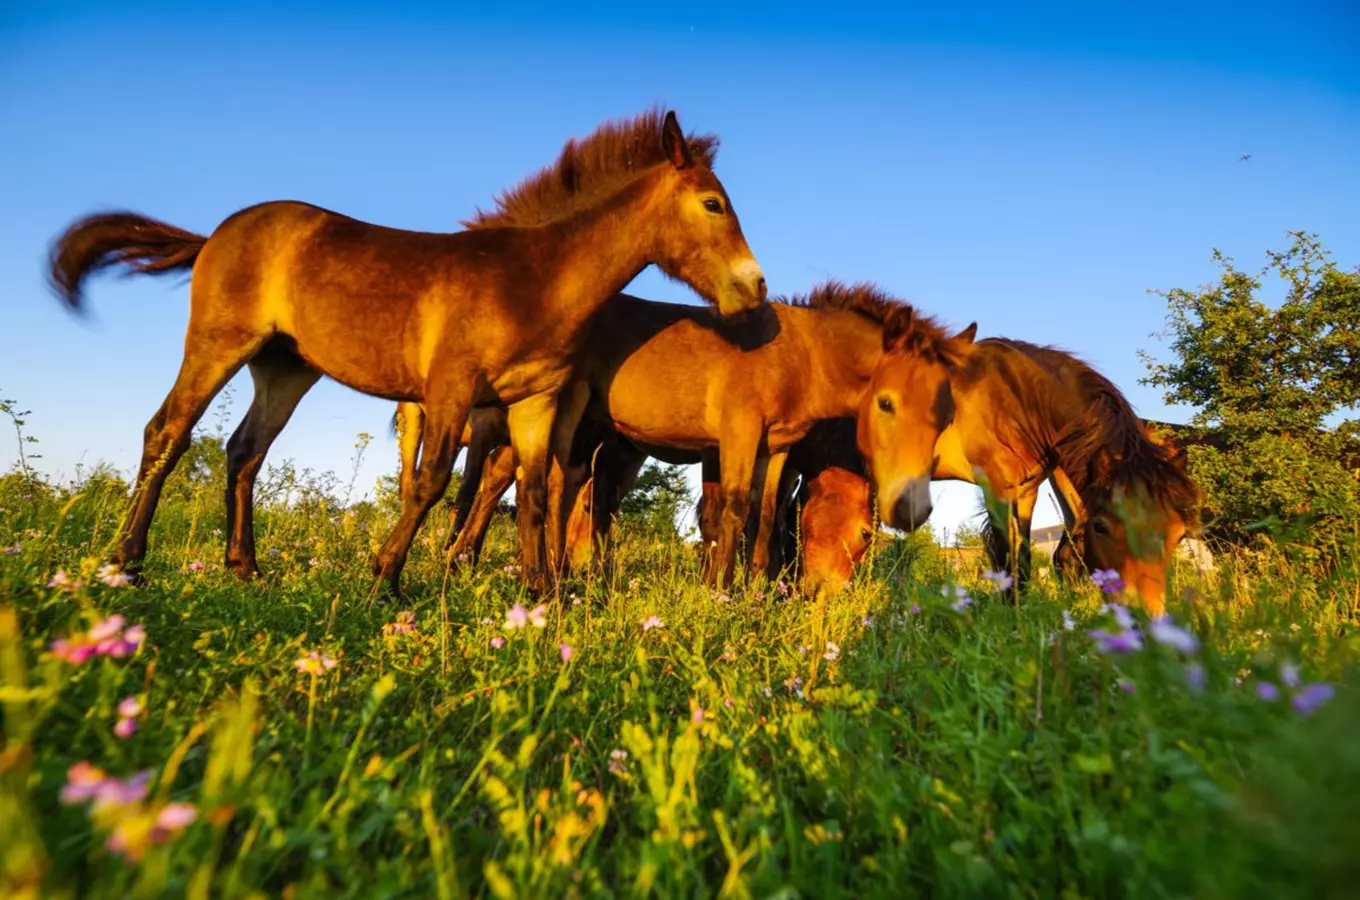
881,477 -> 933,531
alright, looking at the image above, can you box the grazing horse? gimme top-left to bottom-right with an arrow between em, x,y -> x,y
402,282 -> 977,587
930,340 -> 1198,614
47,109 -> 765,594
703,347 -> 1200,613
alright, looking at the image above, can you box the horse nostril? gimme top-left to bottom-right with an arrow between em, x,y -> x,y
755,276 -> 767,300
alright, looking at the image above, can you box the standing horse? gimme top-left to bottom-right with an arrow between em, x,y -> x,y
47,109 -> 766,594
403,282 -> 977,587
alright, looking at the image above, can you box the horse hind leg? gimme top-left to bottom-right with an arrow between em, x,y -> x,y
447,443 -> 516,569
395,402 -> 425,508
223,353 -> 321,579
113,329 -> 267,577
372,384 -> 472,597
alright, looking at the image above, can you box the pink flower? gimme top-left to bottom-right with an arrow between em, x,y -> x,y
89,615 -> 127,643
294,650 -> 337,675
504,603 -> 528,630
641,615 -> 664,631
60,762 -> 110,805
187,560 -> 205,572
91,770 -> 152,812
50,638 -> 96,665
691,706 -> 704,724
527,604 -> 548,629
823,642 -> 841,662
558,643 -> 574,663
382,611 -> 417,637
490,636 -> 506,649
153,802 -> 198,833
2,544 -> 19,555
97,564 -> 129,588
608,749 -> 629,776
113,717 -> 138,739
48,570 -> 82,590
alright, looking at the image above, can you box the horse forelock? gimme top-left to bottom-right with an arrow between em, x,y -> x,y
461,107 -> 719,230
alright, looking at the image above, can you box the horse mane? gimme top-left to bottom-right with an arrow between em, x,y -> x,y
779,279 -> 959,362
461,107 -> 719,229
994,340 -> 1201,521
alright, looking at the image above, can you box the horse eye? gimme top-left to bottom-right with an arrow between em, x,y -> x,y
1091,518 -> 1112,537
702,197 -> 724,214
859,526 -> 873,542
877,395 -> 895,414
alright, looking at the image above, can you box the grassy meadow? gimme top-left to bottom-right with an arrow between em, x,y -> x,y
1,425 -> 1358,899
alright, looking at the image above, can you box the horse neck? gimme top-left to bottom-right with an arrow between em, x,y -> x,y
535,175 -> 663,330
957,342 -> 1090,474
801,311 -> 884,417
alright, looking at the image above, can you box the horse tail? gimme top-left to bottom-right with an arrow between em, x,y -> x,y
48,211 -> 209,311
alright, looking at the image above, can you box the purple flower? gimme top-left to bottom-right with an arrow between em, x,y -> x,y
1149,619 -> 1199,654
1117,678 -> 1137,695
1091,569 -> 1126,594
981,570 -> 1014,591
382,611 -> 417,637
1089,627 -> 1143,654
1061,610 -> 1077,632
1291,683 -> 1335,716
1256,682 -> 1281,702
3,544 -> 20,555
1185,662 -> 1207,694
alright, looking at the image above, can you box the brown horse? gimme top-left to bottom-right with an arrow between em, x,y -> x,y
47,109 -> 765,594
403,282 -> 977,587
931,340 -> 1198,614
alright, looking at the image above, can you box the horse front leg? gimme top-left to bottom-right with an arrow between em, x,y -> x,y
750,450 -> 789,581
507,392 -> 558,594
710,425 -> 761,589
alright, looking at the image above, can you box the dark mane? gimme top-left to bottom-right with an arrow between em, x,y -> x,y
779,279 -> 957,361
996,340 -> 1201,521
462,107 -> 719,229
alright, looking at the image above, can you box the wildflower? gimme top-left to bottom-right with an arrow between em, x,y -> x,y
114,695 -> 144,739
862,615 -> 875,627
943,584 -> 972,612
89,615 -> 126,643
1292,683 -> 1335,716
3,544 -> 20,555
823,642 -> 841,662
504,603 -> 528,630
641,615 -> 664,631
490,636 -> 506,649
382,611 -> 417,637
187,560 -> 205,571
1101,603 -> 1136,631
1091,569 -> 1125,594
558,642 -> 574,663
1280,663 -> 1301,689
628,578 -> 640,592
106,801 -> 198,861
1061,610 -> 1077,632
1117,678 -> 1137,695
1185,662 -> 1207,694
1088,627 -> 1143,654
691,705 -> 704,724
294,650 -> 337,676
527,604 -> 548,628
50,637 -> 97,665
97,564 -> 129,588
797,645 -> 809,656
608,749 -> 629,775
48,570 -> 82,590
981,570 -> 1014,591
60,762 -> 112,805
908,604 -> 921,615
783,675 -> 803,693
1149,618 -> 1199,654
1256,682 -> 1281,702
775,581 -> 791,597
714,592 -> 733,604
718,645 -> 736,662
268,549 -> 281,558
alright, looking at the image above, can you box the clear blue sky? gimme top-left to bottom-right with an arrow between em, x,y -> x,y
1,1 -> 1357,539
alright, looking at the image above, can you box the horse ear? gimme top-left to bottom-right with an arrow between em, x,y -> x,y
953,322 -> 978,346
882,307 -> 915,352
662,111 -> 693,169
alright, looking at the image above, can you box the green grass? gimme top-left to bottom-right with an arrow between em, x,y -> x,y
1,461 -> 1358,899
